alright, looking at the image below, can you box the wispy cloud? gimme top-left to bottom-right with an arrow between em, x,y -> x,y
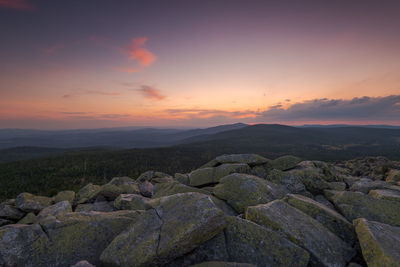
63,90 -> 121,98
127,37 -> 156,67
136,85 -> 165,101
0,0 -> 35,11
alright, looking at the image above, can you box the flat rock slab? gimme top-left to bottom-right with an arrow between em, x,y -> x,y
271,155 -> 302,171
189,163 -> 251,187
213,173 -> 286,213
14,193 -> 52,213
101,192 -> 226,267
246,200 -> 355,267
369,189 -> 400,202
329,191 -> 400,226
284,194 -> 356,244
153,180 -> 210,198
223,216 -> 309,267
354,218 -> 400,267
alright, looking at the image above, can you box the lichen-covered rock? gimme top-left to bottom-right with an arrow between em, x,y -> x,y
190,262 -> 256,267
54,190 -> 75,203
101,192 -> 226,267
271,155 -> 301,171
265,169 -> 306,194
137,171 -> 173,183
213,173 -> 287,213
0,203 -> 25,220
175,173 -> 190,185
329,191 -> 400,226
36,200 -> 72,221
189,163 -> 251,187
114,193 -> 152,210
14,192 -> 52,213
369,189 -> 400,202
75,201 -> 114,212
223,216 -> 309,267
287,169 -> 330,194
76,183 -> 100,204
210,196 -> 237,216
246,200 -> 355,267
354,218 -> 400,267
314,194 -> 335,209
283,194 -> 356,244
386,169 -> 400,183
139,180 -> 154,197
17,212 -> 36,224
88,179 -> 140,202
350,178 -> 392,193
298,160 -> 339,182
153,180 -> 210,198
215,154 -> 269,166
71,260 -> 95,267
329,182 -> 346,191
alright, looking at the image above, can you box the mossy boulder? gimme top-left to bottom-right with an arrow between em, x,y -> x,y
14,193 -> 52,213
137,171 -> 173,183
329,191 -> 400,226
354,218 -> 400,267
36,200 -> 72,221
54,190 -> 75,203
223,216 -> 310,267
386,169 -> 400,183
88,178 -> 140,202
17,212 -> 36,224
369,189 -> 400,202
350,178 -> 392,193
283,194 -> 356,244
215,154 -> 269,166
271,155 -> 301,171
265,169 -> 306,194
329,182 -> 346,191
246,200 -> 355,267
101,192 -> 226,267
174,173 -> 190,185
76,183 -> 101,204
0,203 -> 25,221
287,169 -> 330,195
189,163 -> 251,187
153,180 -> 210,198
75,201 -> 114,212
213,173 -> 287,213
114,193 -> 152,210
0,210 -> 141,266
210,196 -> 238,216
71,260 -> 95,267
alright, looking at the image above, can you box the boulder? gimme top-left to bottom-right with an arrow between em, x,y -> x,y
0,219 -> 12,227
250,163 -> 272,179
329,182 -> 346,191
314,194 -> 335,209
17,212 -> 36,224
329,191 -> 400,226
53,190 -> 75,203
75,201 -> 114,212
283,194 -> 356,244
213,173 -> 287,213
88,179 -> 140,202
265,169 -> 306,194
0,203 -> 25,220
75,183 -> 100,204
153,180 -> 210,198
210,196 -> 238,216
101,192 -> 226,267
174,173 -> 190,185
271,155 -> 301,171
114,193 -> 152,210
386,169 -> 400,183
71,260 -> 95,267
0,210 -> 141,266
215,154 -> 269,166
354,218 -> 400,267
287,169 -> 330,195
369,189 -> 400,202
191,262 -> 256,267
139,180 -> 154,197
246,200 -> 355,267
36,200 -> 72,221
14,192 -> 52,213
189,163 -> 251,187
349,178 -> 392,193
223,216 -> 309,267
137,171 -> 173,184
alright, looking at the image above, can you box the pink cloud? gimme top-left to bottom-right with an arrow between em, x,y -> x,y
115,67 -> 142,73
127,37 -> 156,67
137,85 -> 165,101
0,0 -> 35,10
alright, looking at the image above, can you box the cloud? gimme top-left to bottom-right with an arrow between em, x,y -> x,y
127,37 -> 156,67
257,95 -> 400,122
63,90 -> 121,98
165,108 -> 256,118
0,0 -> 35,10
136,85 -> 165,101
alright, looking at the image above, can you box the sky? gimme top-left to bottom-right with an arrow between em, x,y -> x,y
0,0 -> 399,129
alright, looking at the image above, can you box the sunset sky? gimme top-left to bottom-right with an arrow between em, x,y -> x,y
1,0 -> 399,129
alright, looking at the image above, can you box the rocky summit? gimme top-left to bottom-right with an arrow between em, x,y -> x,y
1,154 -> 400,267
